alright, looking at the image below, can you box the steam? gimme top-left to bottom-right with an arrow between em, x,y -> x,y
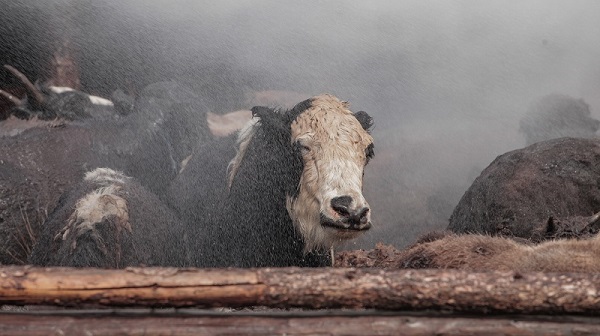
2,0 -> 600,248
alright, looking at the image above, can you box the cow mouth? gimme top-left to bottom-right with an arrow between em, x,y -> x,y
319,213 -> 372,232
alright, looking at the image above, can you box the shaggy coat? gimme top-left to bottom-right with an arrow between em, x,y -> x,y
192,94 -> 374,267
166,134 -> 238,267
396,228 -> 600,272
448,137 -> 600,240
29,168 -> 189,268
0,81 -> 210,264
1,64 -> 115,121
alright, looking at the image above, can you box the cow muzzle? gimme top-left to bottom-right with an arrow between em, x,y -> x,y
320,195 -> 371,231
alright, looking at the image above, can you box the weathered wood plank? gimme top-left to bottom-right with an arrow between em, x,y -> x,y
1,266 -> 600,315
2,311 -> 600,336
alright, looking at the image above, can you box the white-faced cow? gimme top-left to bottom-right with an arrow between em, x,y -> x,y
187,94 -> 375,267
29,168 -> 190,268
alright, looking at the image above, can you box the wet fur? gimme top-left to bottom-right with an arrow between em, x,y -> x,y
397,231 -> 600,272
287,96 -> 374,251
29,168 -> 189,268
198,94 -> 374,267
0,82 -> 211,264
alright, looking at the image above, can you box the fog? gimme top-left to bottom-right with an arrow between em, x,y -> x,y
2,0 -> 600,248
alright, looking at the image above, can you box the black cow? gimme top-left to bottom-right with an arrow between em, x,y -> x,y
29,168 -> 190,267
0,65 -> 116,121
182,94 -> 375,267
0,66 -> 210,264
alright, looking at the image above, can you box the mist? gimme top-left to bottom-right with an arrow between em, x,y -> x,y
2,0 -> 600,248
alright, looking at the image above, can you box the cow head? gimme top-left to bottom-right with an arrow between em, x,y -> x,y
229,94 -> 375,252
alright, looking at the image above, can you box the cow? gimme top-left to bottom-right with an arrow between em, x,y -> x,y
448,137 -> 600,240
0,119 -> 183,265
181,94 -> 375,267
393,211 -> 600,272
519,94 -> 600,146
0,67 -> 212,265
166,135 -> 237,265
0,65 -> 115,121
29,168 -> 189,267
336,211 -> 600,272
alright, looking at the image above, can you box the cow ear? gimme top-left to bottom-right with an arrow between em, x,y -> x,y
354,110 -> 374,132
251,106 -> 288,131
251,106 -> 270,119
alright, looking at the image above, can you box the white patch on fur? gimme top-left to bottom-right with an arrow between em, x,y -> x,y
56,184 -> 131,249
286,94 -> 374,252
227,116 -> 260,189
48,86 -> 114,106
88,95 -> 114,106
84,168 -> 131,185
49,86 -> 75,94
56,168 -> 133,250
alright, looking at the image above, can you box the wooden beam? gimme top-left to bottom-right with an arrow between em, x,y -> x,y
46,1 -> 81,89
1,266 -> 600,315
2,310 -> 600,336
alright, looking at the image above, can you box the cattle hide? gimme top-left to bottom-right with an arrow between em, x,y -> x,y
1,64 -> 115,121
29,168 -> 189,268
165,135 -> 237,266
188,94 -> 374,268
133,81 -> 211,172
0,81 -> 211,264
448,137 -> 600,240
1,125 -> 99,265
337,226 -> 600,273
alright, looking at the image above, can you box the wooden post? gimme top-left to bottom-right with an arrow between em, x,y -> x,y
46,0 -> 81,89
1,266 -> 600,315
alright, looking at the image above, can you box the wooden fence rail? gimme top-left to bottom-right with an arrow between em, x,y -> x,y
2,266 -> 600,315
2,310 -> 600,336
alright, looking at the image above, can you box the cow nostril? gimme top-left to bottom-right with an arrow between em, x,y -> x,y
331,196 -> 353,216
358,207 -> 370,224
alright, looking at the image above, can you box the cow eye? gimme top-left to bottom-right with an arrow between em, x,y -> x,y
294,141 -> 311,155
299,144 -> 311,155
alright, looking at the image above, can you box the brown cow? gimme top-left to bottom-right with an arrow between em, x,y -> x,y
449,137 -> 600,240
338,211 -> 600,272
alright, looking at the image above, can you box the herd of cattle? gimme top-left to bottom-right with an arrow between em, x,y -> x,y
1,64 -> 600,272
0,65 -> 375,268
